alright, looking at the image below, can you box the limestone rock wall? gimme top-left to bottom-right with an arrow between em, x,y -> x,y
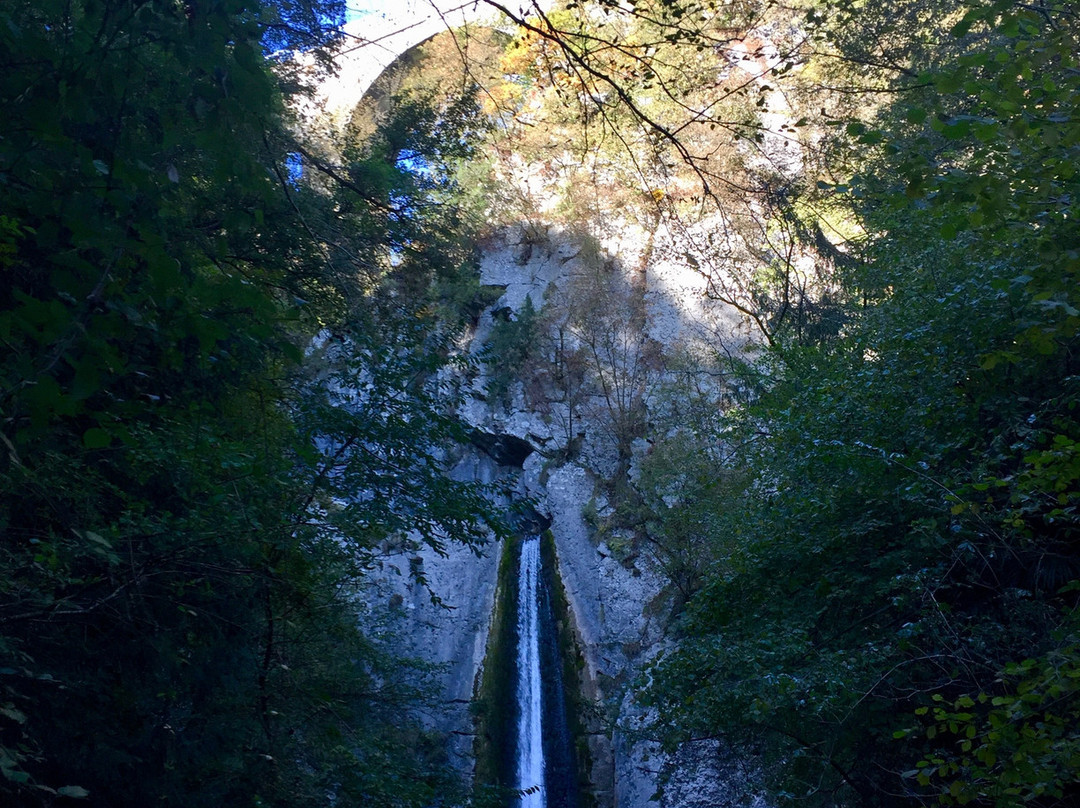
455,223 -> 766,807
315,10 -> 787,805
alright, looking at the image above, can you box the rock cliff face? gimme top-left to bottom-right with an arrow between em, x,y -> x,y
363,449 -> 504,772
376,221 -> 764,806
319,19 -> 776,807
356,218 -> 756,804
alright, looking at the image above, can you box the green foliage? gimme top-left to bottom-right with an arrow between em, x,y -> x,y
631,431 -> 748,604
484,296 -> 540,406
639,0 -> 1080,804
0,0 -> 497,805
898,638 -> 1080,806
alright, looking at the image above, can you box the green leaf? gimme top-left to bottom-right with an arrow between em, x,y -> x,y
82,531 -> 112,548
82,428 -> 111,449
950,10 -> 979,38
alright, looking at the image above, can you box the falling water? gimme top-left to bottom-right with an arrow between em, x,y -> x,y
516,535 -> 546,807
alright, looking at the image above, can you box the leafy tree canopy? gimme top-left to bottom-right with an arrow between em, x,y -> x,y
0,0 -> 501,805
633,0 -> 1080,804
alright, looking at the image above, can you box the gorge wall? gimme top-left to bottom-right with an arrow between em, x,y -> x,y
369,220 -> 769,807
313,16 -> 793,807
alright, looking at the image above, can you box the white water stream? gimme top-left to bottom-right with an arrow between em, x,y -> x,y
516,536 -> 546,807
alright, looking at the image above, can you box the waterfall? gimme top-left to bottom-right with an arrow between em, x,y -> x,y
510,530 -> 580,808
516,535 -> 546,807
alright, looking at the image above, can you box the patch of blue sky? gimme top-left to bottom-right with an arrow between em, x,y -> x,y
396,148 -> 434,178
286,152 -> 304,183
345,0 -> 407,23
